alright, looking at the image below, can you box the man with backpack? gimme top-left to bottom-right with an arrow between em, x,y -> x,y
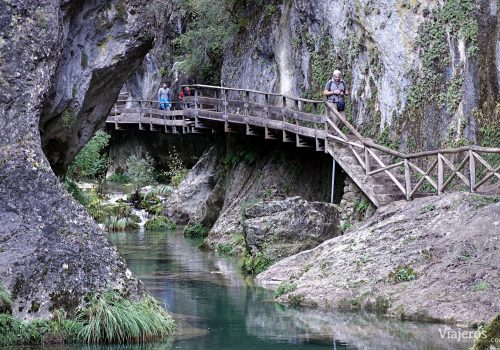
323,70 -> 348,120
158,82 -> 172,111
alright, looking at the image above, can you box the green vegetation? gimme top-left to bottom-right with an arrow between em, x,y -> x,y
355,200 -> 371,216
125,147 -> 156,196
103,216 -> 139,232
61,109 -> 77,128
406,0 -> 478,118
274,282 -> 297,298
183,223 -> 209,238
339,221 -> 353,232
67,130 -> 110,181
388,265 -> 416,283
144,216 -> 176,231
217,243 -> 235,255
239,252 -> 273,275
474,281 -> 491,292
165,147 -> 188,187
419,203 -> 436,214
0,283 -> 12,314
173,0 -> 279,84
471,194 -> 500,207
76,292 -> 175,344
375,126 -> 398,150
472,314 -> 500,350
81,50 -> 88,68
107,173 -> 131,183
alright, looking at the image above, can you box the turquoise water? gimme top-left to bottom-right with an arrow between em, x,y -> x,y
2,229 -> 473,350
105,229 -> 472,350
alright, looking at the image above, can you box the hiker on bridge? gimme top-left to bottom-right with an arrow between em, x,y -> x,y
323,70 -> 348,119
158,82 -> 172,111
179,86 -> 193,108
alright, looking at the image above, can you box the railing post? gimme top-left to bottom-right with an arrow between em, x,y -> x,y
437,153 -> 443,195
364,147 -> 370,175
404,159 -> 411,200
194,88 -> 199,111
223,89 -> 228,120
138,100 -> 142,130
469,149 -> 475,192
330,158 -> 336,204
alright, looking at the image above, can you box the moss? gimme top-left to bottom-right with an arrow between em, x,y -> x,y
71,85 -> 77,98
473,314 -> 500,350
388,265 -> 416,283
274,282 -> 297,298
61,109 -> 77,128
0,283 -> 12,314
80,51 -> 88,68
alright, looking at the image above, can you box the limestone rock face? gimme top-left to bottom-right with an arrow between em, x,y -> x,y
243,197 -> 340,262
256,193 -> 500,325
0,0 -> 153,319
221,0 -> 500,150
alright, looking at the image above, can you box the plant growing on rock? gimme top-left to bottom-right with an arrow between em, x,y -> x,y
274,282 -> 297,298
183,224 -> 209,238
0,283 -> 12,314
239,252 -> 273,275
125,147 -> 156,198
67,130 -> 111,182
165,147 -> 188,188
144,217 -> 176,231
388,265 -> 416,283
103,216 -> 139,232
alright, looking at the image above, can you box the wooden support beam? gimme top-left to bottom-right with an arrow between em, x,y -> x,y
438,153 -> 444,195
469,150 -> 475,192
404,159 -> 411,200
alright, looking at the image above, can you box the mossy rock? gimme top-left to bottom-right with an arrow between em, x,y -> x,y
183,224 -> 209,238
473,314 -> 500,350
144,216 -> 176,231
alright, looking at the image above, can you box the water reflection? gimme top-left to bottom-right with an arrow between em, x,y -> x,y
105,230 -> 473,350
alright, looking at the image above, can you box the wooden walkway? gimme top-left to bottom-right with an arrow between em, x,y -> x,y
106,85 -> 500,207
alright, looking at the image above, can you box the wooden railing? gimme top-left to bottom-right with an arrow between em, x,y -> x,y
109,85 -> 500,201
324,102 -> 500,199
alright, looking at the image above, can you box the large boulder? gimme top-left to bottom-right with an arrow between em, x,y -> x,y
0,0 -> 154,319
244,197 -> 340,261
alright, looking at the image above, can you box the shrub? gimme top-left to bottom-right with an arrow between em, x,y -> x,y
125,148 -> 157,196
144,217 -> 176,231
107,173 -> 131,183
67,130 -> 110,181
0,284 -> 12,314
165,147 -> 188,188
64,178 -> 90,206
76,292 -> 175,344
239,252 -> 273,275
104,216 -> 139,232
388,265 -> 416,283
274,282 -> 297,298
183,224 -> 209,238
217,243 -> 234,255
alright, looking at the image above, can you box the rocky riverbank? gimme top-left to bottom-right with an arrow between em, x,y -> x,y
256,192 -> 500,326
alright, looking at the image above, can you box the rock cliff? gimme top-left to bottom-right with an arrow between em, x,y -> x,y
0,0 -> 155,319
221,0 -> 499,151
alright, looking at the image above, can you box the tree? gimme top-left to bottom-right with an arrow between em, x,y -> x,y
125,147 -> 156,197
67,130 -> 111,181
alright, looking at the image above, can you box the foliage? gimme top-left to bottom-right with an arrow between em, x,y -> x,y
472,314 -> 500,350
76,292 -> 175,344
173,0 -> 279,83
62,109 -> 77,128
125,147 -> 157,194
107,173 -> 131,183
150,184 -> 174,196
440,74 -> 463,113
0,312 -> 82,346
144,217 -> 176,231
64,178 -> 90,206
165,147 -> 188,188
355,200 -> 370,215
81,50 -> 88,68
239,252 -> 273,275
217,243 -> 235,255
0,283 -> 12,315
274,282 -> 297,298
375,126 -> 398,150
103,216 -> 139,232
474,281 -> 491,292
67,130 -> 110,181
183,223 -> 209,238
388,265 -> 416,283
220,142 -> 264,176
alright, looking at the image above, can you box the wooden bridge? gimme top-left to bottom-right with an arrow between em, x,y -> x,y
106,85 -> 500,207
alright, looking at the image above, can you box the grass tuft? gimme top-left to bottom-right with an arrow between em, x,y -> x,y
76,292 -> 175,344
144,217 -> 176,231
183,224 -> 209,238
0,283 -> 12,314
